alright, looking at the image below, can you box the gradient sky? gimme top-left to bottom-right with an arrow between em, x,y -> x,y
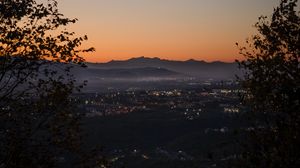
58,0 -> 279,63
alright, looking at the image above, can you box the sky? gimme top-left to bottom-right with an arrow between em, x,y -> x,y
57,0 -> 279,63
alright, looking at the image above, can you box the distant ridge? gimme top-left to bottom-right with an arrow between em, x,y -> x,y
94,56 -> 228,64
86,56 -> 240,80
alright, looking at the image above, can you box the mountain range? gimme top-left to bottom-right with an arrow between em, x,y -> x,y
79,56 -> 241,80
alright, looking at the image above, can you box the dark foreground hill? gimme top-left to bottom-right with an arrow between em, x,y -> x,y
72,66 -> 182,80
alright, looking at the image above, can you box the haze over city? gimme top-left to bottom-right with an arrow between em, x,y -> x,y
57,0 -> 279,63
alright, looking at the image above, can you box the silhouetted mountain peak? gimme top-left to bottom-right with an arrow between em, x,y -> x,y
186,58 -> 196,62
128,56 -> 161,62
86,57 -> 240,80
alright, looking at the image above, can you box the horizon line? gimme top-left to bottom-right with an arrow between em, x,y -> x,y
85,56 -> 238,64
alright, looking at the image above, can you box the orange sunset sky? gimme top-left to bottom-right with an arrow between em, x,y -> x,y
57,0 -> 279,63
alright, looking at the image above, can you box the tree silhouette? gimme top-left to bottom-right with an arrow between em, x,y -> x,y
235,0 -> 300,167
0,0 -> 106,168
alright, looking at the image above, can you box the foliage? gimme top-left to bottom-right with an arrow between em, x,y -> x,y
235,0 -> 300,167
0,0 -> 105,167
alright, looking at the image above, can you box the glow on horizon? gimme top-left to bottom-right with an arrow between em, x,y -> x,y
58,0 -> 279,63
